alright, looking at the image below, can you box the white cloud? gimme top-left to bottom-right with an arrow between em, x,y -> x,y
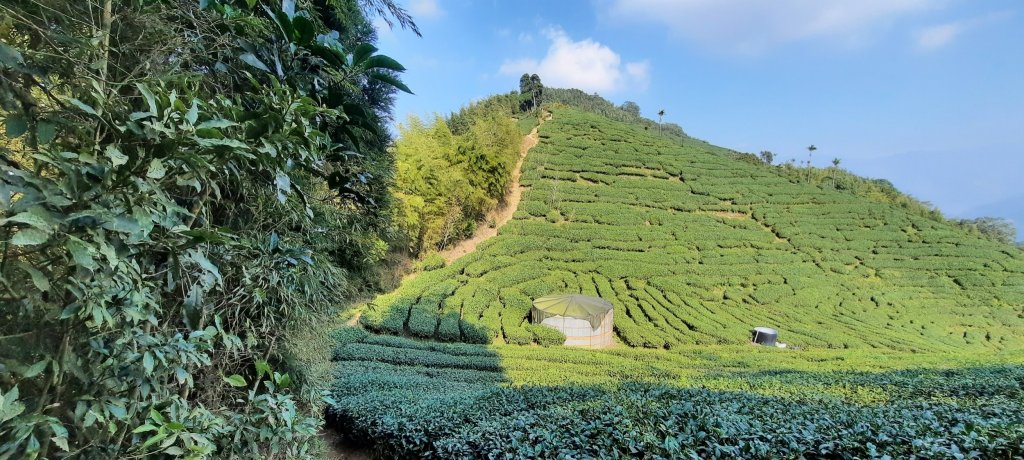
409,0 -> 443,20
499,28 -> 650,94
603,0 -> 942,54
914,22 -> 964,50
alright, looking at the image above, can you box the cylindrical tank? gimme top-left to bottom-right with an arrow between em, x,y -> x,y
751,327 -> 778,346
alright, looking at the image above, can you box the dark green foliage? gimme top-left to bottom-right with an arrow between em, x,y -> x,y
327,333 -> 1024,459
0,0 -> 411,457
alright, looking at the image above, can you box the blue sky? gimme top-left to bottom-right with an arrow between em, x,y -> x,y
375,0 -> 1024,239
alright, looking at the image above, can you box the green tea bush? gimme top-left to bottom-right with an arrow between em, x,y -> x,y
327,334 -> 1024,459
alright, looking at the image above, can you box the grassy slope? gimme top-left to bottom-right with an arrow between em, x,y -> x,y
361,108 -> 1024,352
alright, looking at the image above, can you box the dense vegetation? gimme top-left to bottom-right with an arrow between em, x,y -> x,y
361,108 -> 1024,350
327,329 -> 1024,458
0,0 -> 414,457
390,95 -> 521,255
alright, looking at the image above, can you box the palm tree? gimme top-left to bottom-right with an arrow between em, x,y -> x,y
831,157 -> 841,188
806,144 -> 817,182
657,109 -> 665,136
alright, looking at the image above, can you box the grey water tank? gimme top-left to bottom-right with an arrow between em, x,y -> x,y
751,327 -> 778,346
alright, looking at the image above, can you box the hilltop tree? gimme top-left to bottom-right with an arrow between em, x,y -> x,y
759,150 -> 775,165
831,157 -> 842,187
657,109 -> 665,136
519,73 -> 544,113
621,101 -> 641,117
958,217 -> 1018,245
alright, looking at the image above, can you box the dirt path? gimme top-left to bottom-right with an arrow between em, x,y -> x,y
437,116 -> 545,264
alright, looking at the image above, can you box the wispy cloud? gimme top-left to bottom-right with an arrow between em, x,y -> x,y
603,0 -> 942,54
914,22 -> 964,50
913,12 -> 1010,51
499,27 -> 649,94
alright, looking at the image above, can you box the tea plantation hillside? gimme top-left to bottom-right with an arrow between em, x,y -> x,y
361,108 -> 1024,352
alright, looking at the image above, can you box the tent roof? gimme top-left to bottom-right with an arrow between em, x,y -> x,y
532,294 -> 613,328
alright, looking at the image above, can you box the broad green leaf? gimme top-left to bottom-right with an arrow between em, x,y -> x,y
10,228 -> 49,246
352,43 -> 378,66
18,263 -> 49,292
147,158 -> 166,179
185,100 -> 199,125
361,54 -> 406,72
239,52 -> 270,72
52,436 -> 69,452
275,170 -> 291,203
367,72 -> 413,94
24,359 -> 47,378
194,137 -> 249,149
5,116 -> 28,138
143,352 -> 154,373
132,424 -> 158,434
292,16 -> 315,45
176,176 -> 202,192
223,374 -> 246,387
68,98 -> 99,116
136,83 -> 159,115
187,249 -> 222,284
37,121 -> 56,144
2,208 -> 54,232
195,119 -> 236,129
275,372 -> 292,389
59,305 -> 80,319
141,431 -> 168,450
98,241 -> 117,268
255,360 -> 271,379
105,402 -> 127,419
66,237 -> 97,269
105,146 -> 128,167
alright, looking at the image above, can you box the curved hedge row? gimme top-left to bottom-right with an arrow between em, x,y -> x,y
327,331 -> 1024,459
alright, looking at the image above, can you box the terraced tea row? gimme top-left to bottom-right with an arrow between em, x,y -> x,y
327,330 -> 1024,458
361,109 -> 1024,351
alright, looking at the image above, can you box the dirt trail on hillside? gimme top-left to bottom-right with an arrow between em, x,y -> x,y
437,115 -> 545,264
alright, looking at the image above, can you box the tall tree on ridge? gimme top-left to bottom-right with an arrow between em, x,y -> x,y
831,157 -> 841,187
657,109 -> 665,136
806,144 -> 817,182
530,73 -> 543,113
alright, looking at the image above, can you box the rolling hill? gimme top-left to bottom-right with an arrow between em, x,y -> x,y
360,108 -> 1024,351
327,107 -> 1024,458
